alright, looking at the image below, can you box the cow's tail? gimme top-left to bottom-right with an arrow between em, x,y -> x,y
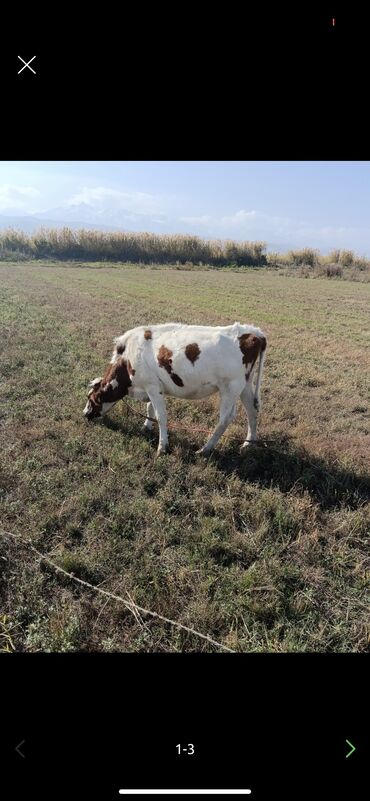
253,334 -> 267,410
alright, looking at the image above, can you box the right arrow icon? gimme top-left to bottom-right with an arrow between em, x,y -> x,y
345,739 -> 356,759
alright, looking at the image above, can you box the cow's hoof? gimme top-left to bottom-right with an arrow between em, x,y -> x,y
195,447 -> 211,456
156,445 -> 168,456
241,440 -> 255,451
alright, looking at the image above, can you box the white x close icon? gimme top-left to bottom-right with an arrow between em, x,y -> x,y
17,55 -> 36,75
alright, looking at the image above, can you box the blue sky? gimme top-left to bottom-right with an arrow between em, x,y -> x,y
1,161 -> 370,253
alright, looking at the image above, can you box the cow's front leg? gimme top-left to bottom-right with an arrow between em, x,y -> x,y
143,401 -> 155,431
146,386 -> 169,455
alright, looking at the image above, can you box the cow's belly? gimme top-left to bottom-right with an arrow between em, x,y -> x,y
162,383 -> 218,400
128,381 -> 218,401
128,386 -> 150,402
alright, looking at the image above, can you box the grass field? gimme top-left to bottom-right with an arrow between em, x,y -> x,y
1,262 -> 369,652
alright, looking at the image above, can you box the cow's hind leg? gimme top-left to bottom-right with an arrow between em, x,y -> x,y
240,383 -> 258,449
196,383 -> 240,455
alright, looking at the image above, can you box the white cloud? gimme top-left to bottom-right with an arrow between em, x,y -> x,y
179,209 -> 291,237
220,209 -> 257,226
293,225 -> 368,244
67,186 -> 162,215
220,210 -> 295,231
0,184 -> 41,211
181,209 -> 293,234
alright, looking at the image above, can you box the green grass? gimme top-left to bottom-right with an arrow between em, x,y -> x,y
0,262 -> 369,652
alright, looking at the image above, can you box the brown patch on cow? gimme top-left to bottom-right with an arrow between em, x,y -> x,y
157,345 -> 173,375
157,345 -> 184,387
101,358 -> 132,398
185,342 -> 201,364
89,358 -> 132,409
144,329 -> 152,340
116,343 -> 125,354
128,359 -> 136,376
238,334 -> 266,380
87,393 -> 103,417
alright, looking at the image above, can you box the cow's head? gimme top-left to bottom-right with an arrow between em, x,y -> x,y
83,357 -> 131,420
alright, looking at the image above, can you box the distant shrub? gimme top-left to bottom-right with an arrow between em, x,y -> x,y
349,255 -> 368,270
325,249 -> 368,271
0,229 -> 32,257
0,227 -> 267,267
286,248 -> 319,267
0,248 -> 29,261
327,249 -> 341,263
324,262 -> 343,278
266,251 -> 284,268
341,266 -> 370,282
338,249 -> 354,266
1,227 -> 370,281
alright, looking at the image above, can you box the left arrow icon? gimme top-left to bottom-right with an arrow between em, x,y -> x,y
15,740 -> 26,759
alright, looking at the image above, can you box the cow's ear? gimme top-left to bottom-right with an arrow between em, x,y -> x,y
88,377 -> 102,389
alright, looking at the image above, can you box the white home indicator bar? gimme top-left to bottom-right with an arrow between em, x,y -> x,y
119,792 -> 252,796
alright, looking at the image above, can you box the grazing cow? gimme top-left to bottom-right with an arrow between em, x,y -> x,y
83,322 -> 267,455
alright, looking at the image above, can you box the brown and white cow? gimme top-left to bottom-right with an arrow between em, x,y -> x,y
83,322 -> 267,455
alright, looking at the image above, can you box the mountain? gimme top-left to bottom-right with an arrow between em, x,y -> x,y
0,203 -> 182,235
0,214 -> 123,233
37,204 -> 107,224
36,204 -> 169,230
0,215 -> 43,233
0,207 -> 35,218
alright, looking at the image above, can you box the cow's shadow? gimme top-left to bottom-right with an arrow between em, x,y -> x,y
207,436 -> 369,512
102,417 -> 369,513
